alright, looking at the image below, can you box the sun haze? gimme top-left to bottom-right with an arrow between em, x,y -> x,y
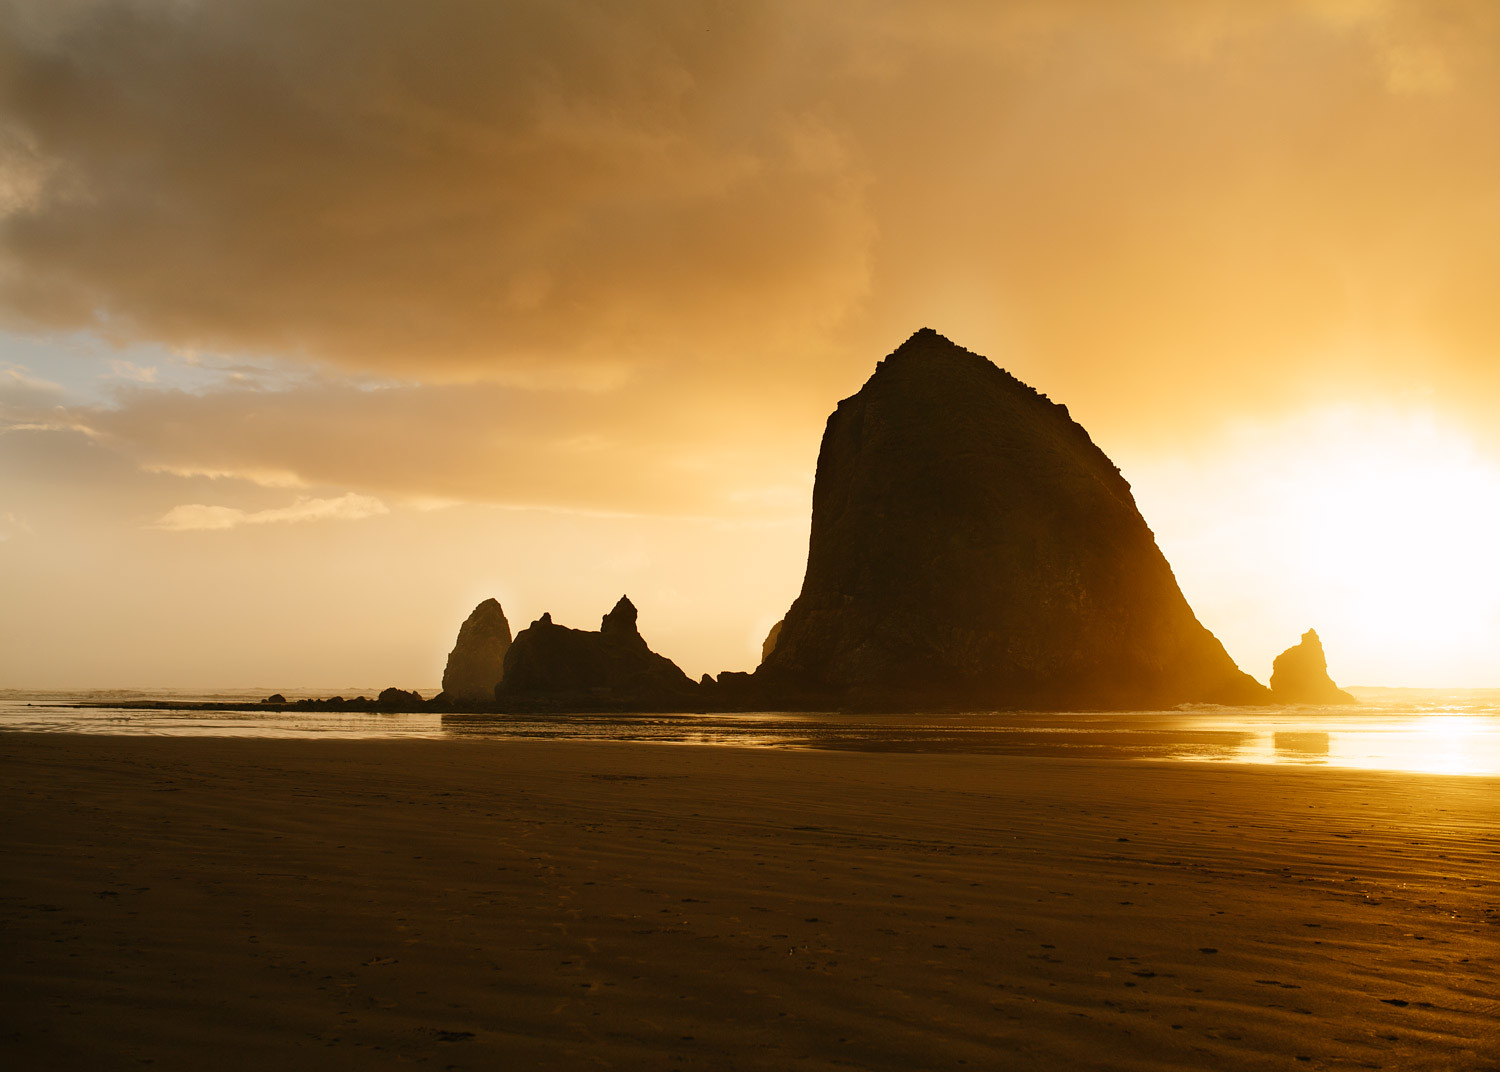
1,0 -> 1498,688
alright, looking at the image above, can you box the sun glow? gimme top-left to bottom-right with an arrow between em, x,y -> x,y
1131,406 -> 1500,688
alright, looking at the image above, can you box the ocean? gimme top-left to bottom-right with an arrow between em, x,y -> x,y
1,687 -> 1497,776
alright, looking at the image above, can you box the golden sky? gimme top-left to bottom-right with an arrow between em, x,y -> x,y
2,0 -> 1498,689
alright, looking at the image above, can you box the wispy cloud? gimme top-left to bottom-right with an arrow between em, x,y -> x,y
0,364 -> 84,433
0,511 -> 27,542
152,493 -> 388,532
1,364 -> 65,399
143,462 -> 307,489
107,359 -> 157,383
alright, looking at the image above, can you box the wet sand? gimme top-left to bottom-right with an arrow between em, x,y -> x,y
1,734 -> 1496,1070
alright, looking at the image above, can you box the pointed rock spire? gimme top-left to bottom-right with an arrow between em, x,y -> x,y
600,595 -> 639,636
441,598 -> 512,703
1269,629 -> 1355,704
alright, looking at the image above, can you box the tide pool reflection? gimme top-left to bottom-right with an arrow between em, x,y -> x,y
1273,731 -> 1330,758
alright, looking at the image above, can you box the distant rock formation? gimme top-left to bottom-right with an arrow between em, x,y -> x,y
441,598 -> 512,703
1269,629 -> 1354,704
497,596 -> 700,711
754,328 -> 1270,711
377,686 -> 423,709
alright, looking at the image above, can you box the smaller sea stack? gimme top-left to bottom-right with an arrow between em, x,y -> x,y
1269,629 -> 1355,704
440,598 -> 512,703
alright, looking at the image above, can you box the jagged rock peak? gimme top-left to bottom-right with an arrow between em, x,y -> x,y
601,595 -> 639,636
440,597 -> 513,703
1270,629 -> 1355,705
498,596 -> 696,711
882,328 -> 1056,398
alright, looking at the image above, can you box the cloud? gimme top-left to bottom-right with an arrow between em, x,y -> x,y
106,358 -> 155,382
70,373 -> 825,518
0,362 -> 86,434
3,0 -> 1500,506
0,3 -> 1497,413
0,0 -> 874,383
0,362 -> 63,405
142,462 -> 305,488
152,492 -> 388,532
0,509 -> 25,541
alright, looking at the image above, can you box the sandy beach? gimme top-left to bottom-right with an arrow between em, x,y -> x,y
1,734 -> 1496,1070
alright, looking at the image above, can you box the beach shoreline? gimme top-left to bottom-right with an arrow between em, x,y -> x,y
1,733 -> 1495,1070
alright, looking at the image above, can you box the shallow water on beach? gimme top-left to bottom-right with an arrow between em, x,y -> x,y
2,687 -> 1498,775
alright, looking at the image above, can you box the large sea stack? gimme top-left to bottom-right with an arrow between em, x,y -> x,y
440,598 -> 512,703
756,328 -> 1270,711
497,597 -> 700,711
1269,629 -> 1355,704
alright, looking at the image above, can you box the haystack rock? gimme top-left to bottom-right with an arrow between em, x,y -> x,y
1269,629 -> 1354,704
755,328 -> 1270,711
440,598 -> 512,703
497,596 -> 699,710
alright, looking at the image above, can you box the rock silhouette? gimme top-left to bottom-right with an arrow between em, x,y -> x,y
754,328 -> 1270,711
377,686 -> 423,709
761,620 -> 783,662
1269,629 -> 1355,704
497,596 -> 700,711
440,598 -> 512,703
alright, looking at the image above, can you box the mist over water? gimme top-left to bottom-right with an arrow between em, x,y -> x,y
2,689 -> 1497,776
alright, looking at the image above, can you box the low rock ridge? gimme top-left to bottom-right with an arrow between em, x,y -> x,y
493,596 -> 701,712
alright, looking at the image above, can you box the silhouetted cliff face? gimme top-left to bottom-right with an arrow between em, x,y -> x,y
761,620 -> 783,662
1269,629 -> 1355,704
497,596 -> 699,710
757,328 -> 1270,711
440,598 -> 512,703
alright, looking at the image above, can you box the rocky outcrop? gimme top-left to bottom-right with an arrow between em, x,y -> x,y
1269,629 -> 1354,704
440,598 -> 512,703
761,620 -> 783,662
755,328 -> 1270,711
377,686 -> 423,709
496,596 -> 700,711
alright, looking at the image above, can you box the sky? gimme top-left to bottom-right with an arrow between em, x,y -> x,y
2,0 -> 1498,690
